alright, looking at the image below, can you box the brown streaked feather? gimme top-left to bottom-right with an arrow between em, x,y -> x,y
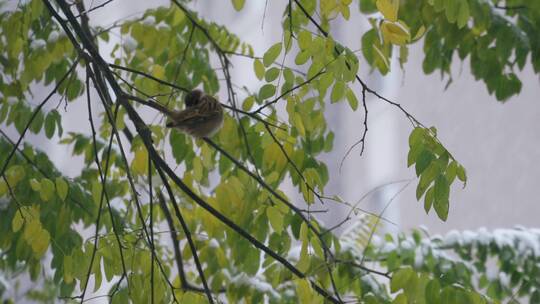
166,94 -> 223,138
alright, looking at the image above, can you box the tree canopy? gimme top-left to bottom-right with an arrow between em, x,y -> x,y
0,0 -> 539,303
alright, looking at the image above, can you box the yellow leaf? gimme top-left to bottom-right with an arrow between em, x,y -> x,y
55,177 -> 69,201
412,25 -> 426,41
376,0 -> 399,22
39,178 -> 55,202
152,65 -> 165,79
381,20 -> 410,45
63,255 -> 74,284
31,228 -> 50,257
293,113 -> 306,137
29,178 -> 41,191
12,210 -> 24,232
193,158 -> 203,182
231,0 -> 245,11
132,147 -> 149,175
5,165 -> 25,186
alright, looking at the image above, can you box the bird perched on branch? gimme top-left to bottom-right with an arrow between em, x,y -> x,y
138,89 -> 224,138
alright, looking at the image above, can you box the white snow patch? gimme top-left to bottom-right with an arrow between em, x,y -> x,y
381,242 -> 396,253
123,36 -> 138,52
142,16 -> 156,26
30,39 -> 46,50
414,247 -> 424,268
156,22 -> 170,31
48,31 -> 59,43
225,271 -> 280,299
208,239 -> 219,249
443,230 -> 462,246
401,238 -> 414,250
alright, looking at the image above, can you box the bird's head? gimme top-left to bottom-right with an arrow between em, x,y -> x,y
185,89 -> 203,107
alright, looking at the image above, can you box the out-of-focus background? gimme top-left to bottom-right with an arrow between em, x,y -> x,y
43,0 -> 539,234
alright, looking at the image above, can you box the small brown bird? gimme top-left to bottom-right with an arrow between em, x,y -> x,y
165,90 -> 224,138
142,89 -> 224,138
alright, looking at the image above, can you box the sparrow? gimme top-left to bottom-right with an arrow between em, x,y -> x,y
164,89 -> 224,138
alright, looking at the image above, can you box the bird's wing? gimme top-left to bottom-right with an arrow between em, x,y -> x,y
170,96 -> 222,126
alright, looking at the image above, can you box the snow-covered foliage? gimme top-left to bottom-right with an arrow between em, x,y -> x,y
344,226 -> 540,303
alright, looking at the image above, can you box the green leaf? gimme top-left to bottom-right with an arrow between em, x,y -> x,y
457,0 -> 470,29
424,186 -> 434,213
415,150 -> 434,176
297,242 -> 310,272
263,43 -> 282,67
55,177 -> 69,201
265,67 -> 280,82
242,96 -> 255,111
30,110 -> 44,134
295,50 -> 311,65
433,174 -> 450,221
425,279 -> 441,303
44,111 -> 56,139
253,59 -> 265,80
266,206 -> 284,234
40,178 -> 55,202
331,81 -> 345,103
456,164 -> 467,184
345,88 -> 359,110
92,180 -> 102,205
293,113 -> 306,137
231,0 -> 245,11
434,174 -> 449,202
259,84 -> 276,100
391,267 -> 413,293
297,30 -> 312,50
30,178 -> 41,191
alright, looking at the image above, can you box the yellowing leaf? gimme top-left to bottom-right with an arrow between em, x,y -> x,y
253,59 -> 265,80
31,228 -> 50,257
132,147 -> 149,175
30,178 -> 41,191
92,180 -> 102,205
12,210 -> 24,232
296,279 -> 314,304
5,165 -> 25,186
381,20 -> 410,46
296,241 -> 310,272
413,25 -> 426,41
373,44 -> 390,71
331,81 -> 345,103
193,157 -> 203,182
63,255 -> 74,284
39,178 -> 55,202
376,0 -> 399,22
266,206 -> 284,234
263,43 -> 282,67
151,65 -> 165,79
55,177 -> 68,201
293,113 -> 306,137
231,0 -> 245,11
345,87 -> 359,110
